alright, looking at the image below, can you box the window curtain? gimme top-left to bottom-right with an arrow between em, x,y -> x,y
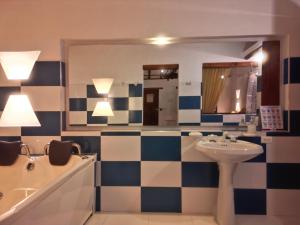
202,68 -> 231,113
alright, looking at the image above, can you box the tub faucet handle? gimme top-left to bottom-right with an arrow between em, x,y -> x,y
21,144 -> 31,158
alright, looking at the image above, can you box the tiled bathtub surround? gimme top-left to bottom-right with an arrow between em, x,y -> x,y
0,59 -> 300,217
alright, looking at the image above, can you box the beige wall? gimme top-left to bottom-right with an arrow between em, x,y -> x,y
0,0 -> 300,60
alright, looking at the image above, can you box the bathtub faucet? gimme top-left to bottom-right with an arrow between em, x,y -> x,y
21,144 -> 31,159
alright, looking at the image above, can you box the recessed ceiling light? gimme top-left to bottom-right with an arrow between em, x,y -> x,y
149,36 -> 173,46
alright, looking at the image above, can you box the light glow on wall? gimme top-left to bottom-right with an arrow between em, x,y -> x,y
0,51 -> 40,80
0,95 -> 41,127
92,78 -> 114,94
92,101 -> 114,117
149,36 -> 174,46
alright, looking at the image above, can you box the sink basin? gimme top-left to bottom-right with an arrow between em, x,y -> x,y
196,139 -> 263,225
196,140 -> 263,163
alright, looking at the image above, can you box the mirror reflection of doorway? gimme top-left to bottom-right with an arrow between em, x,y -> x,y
143,64 -> 178,126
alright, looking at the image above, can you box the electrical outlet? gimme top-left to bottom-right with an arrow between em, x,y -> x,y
261,136 -> 273,144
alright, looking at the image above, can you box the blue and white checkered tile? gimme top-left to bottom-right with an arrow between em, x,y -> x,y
178,96 -> 201,125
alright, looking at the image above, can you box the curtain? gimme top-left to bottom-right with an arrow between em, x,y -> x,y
202,68 -> 231,113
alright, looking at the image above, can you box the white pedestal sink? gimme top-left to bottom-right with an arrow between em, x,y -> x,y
196,139 -> 263,225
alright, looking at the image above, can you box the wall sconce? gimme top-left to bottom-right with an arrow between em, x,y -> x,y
0,51 -> 40,80
0,95 -> 41,127
92,78 -> 114,94
92,78 -> 114,117
92,101 -> 114,117
235,89 -> 241,113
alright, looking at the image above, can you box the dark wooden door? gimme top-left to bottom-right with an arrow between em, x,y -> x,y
143,88 -> 159,125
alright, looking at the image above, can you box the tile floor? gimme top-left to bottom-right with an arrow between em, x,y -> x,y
85,213 -> 300,225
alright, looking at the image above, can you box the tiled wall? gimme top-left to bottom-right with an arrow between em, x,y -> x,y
69,83 -> 143,126
1,58 -> 300,216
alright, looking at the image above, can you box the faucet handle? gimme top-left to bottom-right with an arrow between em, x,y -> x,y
21,144 -> 31,158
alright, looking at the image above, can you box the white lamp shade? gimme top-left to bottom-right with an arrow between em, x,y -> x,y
0,51 -> 40,80
92,78 -> 114,94
0,95 -> 41,127
92,101 -> 114,117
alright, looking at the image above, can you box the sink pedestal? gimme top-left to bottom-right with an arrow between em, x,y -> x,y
216,162 -> 237,225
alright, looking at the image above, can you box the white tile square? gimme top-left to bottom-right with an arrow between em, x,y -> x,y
289,84 -> 300,110
141,162 -> 181,187
101,136 -> 140,161
21,86 -> 64,111
69,111 -> 87,125
191,215 -> 217,225
182,187 -> 218,214
267,137 -> 300,163
267,189 -> 300,216
69,84 -> 87,98
178,110 -> 200,124
87,98 -> 104,111
149,214 -> 193,225
233,163 -> 266,189
104,213 -> 148,225
141,131 -> 181,136
108,111 -> 128,124
181,136 -> 213,162
109,84 -> 129,98
21,136 -> 61,154
0,126 -> 21,136
129,97 -> 143,110
223,114 -> 245,123
101,187 -> 141,212
256,92 -> 262,109
61,131 -> 100,136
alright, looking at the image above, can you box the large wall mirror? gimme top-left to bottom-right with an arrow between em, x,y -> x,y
65,37 -> 280,129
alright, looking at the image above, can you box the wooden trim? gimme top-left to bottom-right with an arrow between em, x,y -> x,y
203,61 -> 258,68
143,64 -> 179,70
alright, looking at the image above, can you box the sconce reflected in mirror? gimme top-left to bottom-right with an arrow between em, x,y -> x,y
92,78 -> 114,117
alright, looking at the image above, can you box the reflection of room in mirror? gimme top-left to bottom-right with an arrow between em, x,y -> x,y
202,62 -> 259,114
143,64 -> 178,126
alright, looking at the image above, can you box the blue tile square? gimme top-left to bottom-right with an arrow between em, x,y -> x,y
21,111 -> 60,136
182,162 -> 219,187
178,123 -> 201,126
141,187 -> 181,212
129,84 -> 143,97
201,114 -> 223,123
69,98 -> 87,111
237,136 -> 266,162
110,98 -> 128,110
61,136 -> 100,160
101,161 -> 140,186
283,110 -> 288,130
234,189 -> 266,215
290,57 -> 300,83
21,61 -> 61,86
257,76 -> 262,92
96,186 -> 101,211
61,62 -> 66,86
87,85 -> 107,98
267,163 -> 300,189
87,111 -> 107,124
141,136 -> 181,161
179,96 -> 200,109
284,58 -> 289,84
0,87 -> 20,110
129,110 -> 142,123
290,110 -> 300,134
0,136 -> 21,142
223,122 -> 239,126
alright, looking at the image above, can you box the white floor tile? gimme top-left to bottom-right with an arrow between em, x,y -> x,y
104,213 -> 148,225
191,215 -> 217,225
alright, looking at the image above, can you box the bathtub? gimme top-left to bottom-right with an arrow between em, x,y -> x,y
0,154 -> 95,225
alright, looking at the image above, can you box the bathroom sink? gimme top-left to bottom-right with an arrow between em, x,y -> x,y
195,139 -> 263,225
196,140 -> 263,163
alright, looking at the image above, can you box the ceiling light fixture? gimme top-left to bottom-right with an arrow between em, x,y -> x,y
149,36 -> 173,46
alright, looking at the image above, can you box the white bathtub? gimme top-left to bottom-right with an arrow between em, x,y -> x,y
0,154 -> 95,225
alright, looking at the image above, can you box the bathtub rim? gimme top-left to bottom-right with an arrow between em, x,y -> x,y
0,154 -> 96,224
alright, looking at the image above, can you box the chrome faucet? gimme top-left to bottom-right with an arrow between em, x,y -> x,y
21,144 -> 31,158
